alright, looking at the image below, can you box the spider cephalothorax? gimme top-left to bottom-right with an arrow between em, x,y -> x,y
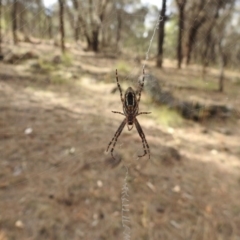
106,69 -> 151,160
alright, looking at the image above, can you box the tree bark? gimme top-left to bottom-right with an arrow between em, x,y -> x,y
71,0 -> 81,42
12,0 -> 18,45
47,15 -> 52,39
75,16 -> 81,41
186,20 -> 206,65
156,0 -> 167,68
92,29 -> 99,52
18,2 -> 25,35
34,0 -> 43,38
218,41 -> 225,92
201,32 -> 212,78
176,0 -> 186,69
185,2 -> 207,65
89,0 -> 98,52
58,0 -> 65,53
202,3 -> 221,76
116,9 -> 122,49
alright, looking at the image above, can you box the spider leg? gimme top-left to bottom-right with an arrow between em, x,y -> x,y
137,68 -> 145,103
137,112 -> 151,116
112,111 -> 125,116
115,69 -> 124,103
135,118 -> 150,159
106,118 -> 127,160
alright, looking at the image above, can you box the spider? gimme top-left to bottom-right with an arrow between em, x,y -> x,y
106,68 -> 151,160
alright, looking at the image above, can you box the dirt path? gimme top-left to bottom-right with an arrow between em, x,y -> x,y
0,49 -> 240,239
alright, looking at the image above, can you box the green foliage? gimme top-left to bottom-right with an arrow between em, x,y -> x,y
233,76 -> 240,85
1,17 -> 8,30
61,52 -> 73,67
32,58 -> 56,74
164,16 -> 178,59
31,52 -> 73,75
195,77 -> 217,90
50,73 -> 69,85
115,61 -> 131,74
30,57 -> 71,85
152,106 -> 183,127
121,5 -> 149,53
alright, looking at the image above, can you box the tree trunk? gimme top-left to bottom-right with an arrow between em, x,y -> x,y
218,41 -> 225,92
92,29 -> 99,52
86,36 -> 92,50
176,0 -> 186,69
201,33 -> 212,79
47,15 -> 52,39
74,16 -> 80,41
116,9 -> 122,49
35,0 -> 45,38
72,0 -> 92,46
70,0 -> 80,42
58,0 -> 65,53
202,5 -> 221,76
12,0 -> 18,45
156,0 -> 167,68
185,11 -> 206,65
186,27 -> 197,65
18,2 -> 25,35
88,0 -> 99,52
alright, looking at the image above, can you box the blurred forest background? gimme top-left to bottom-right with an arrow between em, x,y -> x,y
0,0 -> 240,239
2,0 -> 240,72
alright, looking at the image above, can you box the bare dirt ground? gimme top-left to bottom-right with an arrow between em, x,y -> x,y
0,42 -> 240,240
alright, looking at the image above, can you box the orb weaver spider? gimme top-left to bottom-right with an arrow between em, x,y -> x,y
106,68 -> 151,160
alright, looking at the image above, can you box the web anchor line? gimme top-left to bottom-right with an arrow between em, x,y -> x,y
142,14 -> 163,71
121,165 -> 131,240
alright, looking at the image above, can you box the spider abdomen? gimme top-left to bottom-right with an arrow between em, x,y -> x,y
127,92 -> 134,105
124,87 -> 138,117
125,87 -> 137,108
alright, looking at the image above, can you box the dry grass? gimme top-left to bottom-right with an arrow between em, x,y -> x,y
0,42 -> 240,240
